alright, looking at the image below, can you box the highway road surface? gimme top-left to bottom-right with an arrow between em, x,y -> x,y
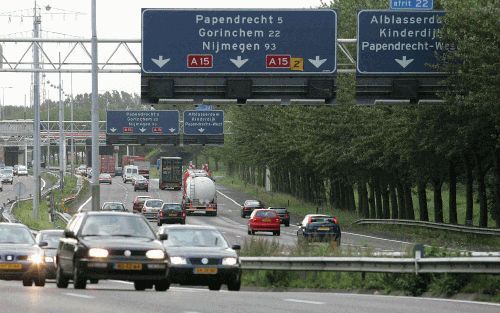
0,279 -> 498,313
77,176 -> 411,253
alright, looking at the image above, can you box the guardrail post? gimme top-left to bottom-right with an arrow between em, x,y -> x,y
414,244 -> 424,275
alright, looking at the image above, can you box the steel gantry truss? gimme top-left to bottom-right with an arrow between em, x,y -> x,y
0,38 -> 356,73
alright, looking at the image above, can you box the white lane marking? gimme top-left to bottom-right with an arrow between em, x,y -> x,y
116,179 -> 130,205
216,190 -> 242,207
63,293 -> 95,299
342,231 -> 411,245
284,299 -> 325,305
337,293 -> 500,307
78,196 -> 92,212
41,178 -> 46,191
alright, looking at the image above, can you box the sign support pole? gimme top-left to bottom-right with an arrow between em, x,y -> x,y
90,0 -> 100,211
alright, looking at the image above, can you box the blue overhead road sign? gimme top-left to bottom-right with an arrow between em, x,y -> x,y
184,110 -> 224,135
390,0 -> 433,10
142,9 -> 337,74
357,10 -> 448,74
106,110 -> 179,135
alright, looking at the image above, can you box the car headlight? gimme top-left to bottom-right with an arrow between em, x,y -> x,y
222,257 -> 238,266
170,256 -> 187,265
88,248 -> 109,258
146,250 -> 165,259
44,256 -> 54,263
28,253 -> 44,264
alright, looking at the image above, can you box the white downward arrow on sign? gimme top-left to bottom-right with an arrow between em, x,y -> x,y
151,55 -> 170,68
169,128 -> 176,133
110,128 -> 116,133
198,128 -> 205,133
230,56 -> 249,68
308,56 -> 327,68
139,127 -> 147,133
395,56 -> 414,68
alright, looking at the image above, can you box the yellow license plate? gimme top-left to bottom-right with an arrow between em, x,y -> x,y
262,218 -> 271,222
0,263 -> 22,270
169,213 -> 178,216
115,263 -> 142,270
194,267 -> 218,275
318,227 -> 330,231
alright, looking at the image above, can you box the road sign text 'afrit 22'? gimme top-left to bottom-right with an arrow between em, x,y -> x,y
357,10 -> 450,74
142,9 -> 337,74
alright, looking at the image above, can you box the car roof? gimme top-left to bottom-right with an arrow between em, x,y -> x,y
135,195 -> 151,199
305,214 -> 332,218
162,203 -> 181,205
145,198 -> 163,202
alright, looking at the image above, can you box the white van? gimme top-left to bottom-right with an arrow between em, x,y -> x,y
123,165 -> 139,183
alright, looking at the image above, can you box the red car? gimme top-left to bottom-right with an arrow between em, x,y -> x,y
247,209 -> 281,236
132,195 -> 151,213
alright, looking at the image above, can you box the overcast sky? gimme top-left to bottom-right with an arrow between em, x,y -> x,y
0,0 -> 324,108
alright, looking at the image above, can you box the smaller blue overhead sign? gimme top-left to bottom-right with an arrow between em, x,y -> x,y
106,110 -> 179,135
390,0 -> 433,10
184,111 -> 224,135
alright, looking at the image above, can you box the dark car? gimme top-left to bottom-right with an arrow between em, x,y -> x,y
114,167 -> 123,177
35,229 -> 64,279
134,176 -> 149,192
269,207 -> 290,227
101,202 -> 128,212
157,203 -> 185,226
0,223 -> 47,286
133,196 -> 152,213
241,200 -> 265,218
296,214 -> 341,245
158,225 -> 241,291
56,212 -> 170,291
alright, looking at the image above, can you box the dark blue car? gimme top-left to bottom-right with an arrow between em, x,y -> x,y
296,214 -> 341,246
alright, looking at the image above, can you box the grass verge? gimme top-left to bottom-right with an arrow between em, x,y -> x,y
215,171 -> 500,251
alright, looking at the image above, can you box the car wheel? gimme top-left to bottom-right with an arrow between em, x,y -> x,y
56,266 -> 69,288
146,189 -> 149,192
276,230 -> 280,236
154,280 -> 170,291
22,278 -> 33,287
134,281 -> 147,291
73,266 -> 87,289
335,238 -> 341,247
247,229 -> 251,235
227,277 -> 241,291
208,282 -> 221,291
285,222 -> 290,227
181,220 -> 185,225
241,213 -> 245,218
251,230 -> 255,235
134,188 -> 137,191
157,221 -> 162,226
34,276 -> 46,287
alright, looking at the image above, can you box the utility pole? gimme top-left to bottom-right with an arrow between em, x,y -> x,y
58,53 -> 64,190
32,2 -> 41,218
90,0 -> 100,211
70,73 -> 74,175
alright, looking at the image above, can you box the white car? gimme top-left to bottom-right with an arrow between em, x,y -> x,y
16,165 -> 28,176
141,199 -> 164,220
0,168 -> 14,184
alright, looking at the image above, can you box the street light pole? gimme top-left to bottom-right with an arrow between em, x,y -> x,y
58,53 -> 64,190
90,0 -> 100,211
70,73 -> 74,175
32,3 -> 41,219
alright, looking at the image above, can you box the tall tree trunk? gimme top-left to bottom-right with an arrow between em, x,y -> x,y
417,180 -> 429,221
494,149 -> 500,228
374,177 -> 383,218
404,184 -> 415,220
359,181 -> 369,217
357,183 -> 363,216
431,178 -> 444,223
464,155 -> 474,225
368,181 -> 376,218
397,182 -> 406,219
389,183 -> 399,219
448,162 -> 458,224
475,154 -> 488,228
349,184 -> 356,211
381,181 -> 390,219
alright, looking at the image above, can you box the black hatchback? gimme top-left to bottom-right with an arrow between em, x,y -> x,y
157,203 -> 185,226
56,212 -> 170,291
269,207 -> 290,227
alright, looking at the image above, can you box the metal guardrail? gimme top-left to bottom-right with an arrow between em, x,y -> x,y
353,219 -> 500,236
240,256 -> 500,274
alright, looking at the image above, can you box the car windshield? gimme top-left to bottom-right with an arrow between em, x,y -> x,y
40,232 -> 63,248
145,200 -> 163,207
162,204 -> 182,211
255,210 -> 277,218
0,226 -> 35,244
80,215 -> 155,239
102,203 -> 126,211
1,169 -> 13,175
163,229 -> 228,248
18,166 -> 26,171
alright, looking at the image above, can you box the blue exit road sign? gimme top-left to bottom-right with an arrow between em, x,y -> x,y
141,9 -> 337,74
106,110 -> 179,135
390,0 -> 434,10
183,110 -> 224,135
357,10 -> 448,74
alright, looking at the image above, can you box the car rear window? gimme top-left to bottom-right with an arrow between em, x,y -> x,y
146,200 -> 163,207
255,210 -> 277,218
310,217 -> 333,223
162,204 -> 182,211
272,208 -> 287,213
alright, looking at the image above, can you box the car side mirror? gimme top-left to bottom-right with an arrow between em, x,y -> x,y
38,241 -> 48,247
64,230 -> 76,238
231,244 -> 241,250
158,233 -> 168,241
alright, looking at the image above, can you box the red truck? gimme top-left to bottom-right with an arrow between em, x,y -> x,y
100,155 -> 115,176
122,155 -> 150,179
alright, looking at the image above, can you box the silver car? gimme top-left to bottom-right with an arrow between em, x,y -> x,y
0,168 -> 14,184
